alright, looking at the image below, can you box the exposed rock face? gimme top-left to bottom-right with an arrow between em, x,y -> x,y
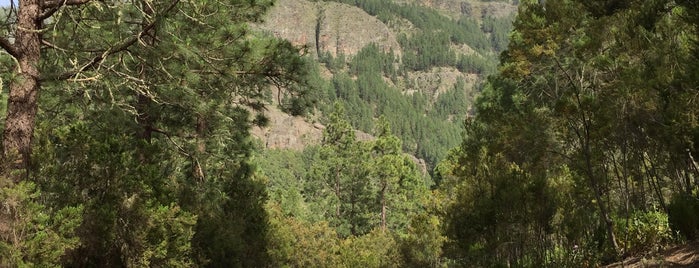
250,106 -> 374,151
406,67 -> 479,100
251,107 -> 323,151
259,0 -> 401,58
250,107 -> 429,174
254,0 -> 517,174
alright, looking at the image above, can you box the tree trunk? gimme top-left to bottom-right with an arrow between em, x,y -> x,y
135,0 -> 156,162
0,0 -> 41,248
567,65 -> 620,255
584,141 -> 620,254
192,115 -> 206,181
2,0 -> 41,181
335,168 -> 341,219
381,183 -> 386,231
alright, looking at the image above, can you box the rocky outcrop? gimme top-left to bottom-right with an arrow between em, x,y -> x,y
251,107 -> 323,151
259,0 -> 401,58
254,0 -> 517,175
405,67 -> 479,100
250,107 -> 429,174
250,106 -> 375,151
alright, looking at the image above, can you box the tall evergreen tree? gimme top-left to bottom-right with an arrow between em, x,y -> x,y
1,0 -> 310,265
443,0 -> 698,265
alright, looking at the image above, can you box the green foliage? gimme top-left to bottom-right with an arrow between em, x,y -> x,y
33,109 -> 199,266
267,203 -> 341,267
330,0 -> 493,54
0,182 -> 82,267
309,0 -> 514,173
0,0 -> 314,266
614,210 -> 672,256
126,204 -> 197,267
668,193 -> 699,240
399,32 -> 457,71
349,43 -> 397,78
319,44 -> 468,171
442,0 -> 699,265
281,56 -> 324,116
456,54 -> 496,74
259,106 -> 434,267
338,229 -> 404,267
429,79 -> 471,120
309,103 -> 376,237
319,51 -> 348,73
268,204 -> 408,268
400,209 -> 447,268
387,8 -> 499,73
256,149 -> 312,219
317,0 -> 506,157
482,14 -> 516,52
27,0 -> 699,266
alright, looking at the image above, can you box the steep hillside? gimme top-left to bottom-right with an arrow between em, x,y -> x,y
259,0 -> 401,58
250,106 -> 374,151
397,0 -> 518,19
255,0 -> 517,170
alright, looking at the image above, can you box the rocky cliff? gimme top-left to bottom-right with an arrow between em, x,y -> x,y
259,0 -> 401,58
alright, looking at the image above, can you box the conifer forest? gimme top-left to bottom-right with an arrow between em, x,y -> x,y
0,0 -> 698,267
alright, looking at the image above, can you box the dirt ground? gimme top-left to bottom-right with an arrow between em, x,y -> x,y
605,242 -> 699,268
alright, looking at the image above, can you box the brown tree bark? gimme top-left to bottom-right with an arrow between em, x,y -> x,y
136,0 -> 157,145
2,0 -> 42,180
0,0 -> 41,249
0,0 -> 181,179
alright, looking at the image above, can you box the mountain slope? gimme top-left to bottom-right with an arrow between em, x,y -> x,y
260,0 -> 402,58
255,0 -> 517,170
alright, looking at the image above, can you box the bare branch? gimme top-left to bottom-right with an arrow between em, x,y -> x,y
0,37 -> 18,58
41,39 -> 68,52
150,127 -> 191,158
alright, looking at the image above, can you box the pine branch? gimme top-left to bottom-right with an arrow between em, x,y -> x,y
0,36 -> 18,58
40,0 -> 181,82
40,0 -> 94,20
42,0 -> 93,9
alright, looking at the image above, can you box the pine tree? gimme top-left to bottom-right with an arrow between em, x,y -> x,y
1,0 -> 310,265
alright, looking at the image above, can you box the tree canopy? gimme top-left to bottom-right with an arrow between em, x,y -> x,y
2,0 -> 697,266
1,0 -> 309,266
441,0 -> 699,266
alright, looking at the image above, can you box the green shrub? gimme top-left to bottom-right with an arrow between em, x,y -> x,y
0,181 -> 82,267
668,193 -> 699,240
614,210 -> 672,255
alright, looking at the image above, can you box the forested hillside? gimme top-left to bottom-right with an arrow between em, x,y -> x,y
255,0 -> 516,265
1,0 -> 697,267
256,0 -> 517,169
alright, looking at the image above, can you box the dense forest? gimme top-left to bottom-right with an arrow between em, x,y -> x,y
439,0 -> 699,266
0,0 -> 698,267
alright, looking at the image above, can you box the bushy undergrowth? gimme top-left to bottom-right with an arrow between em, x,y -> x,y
668,193 -> 699,240
614,210 -> 673,256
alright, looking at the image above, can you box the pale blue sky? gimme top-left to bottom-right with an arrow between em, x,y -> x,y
0,0 -> 12,7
